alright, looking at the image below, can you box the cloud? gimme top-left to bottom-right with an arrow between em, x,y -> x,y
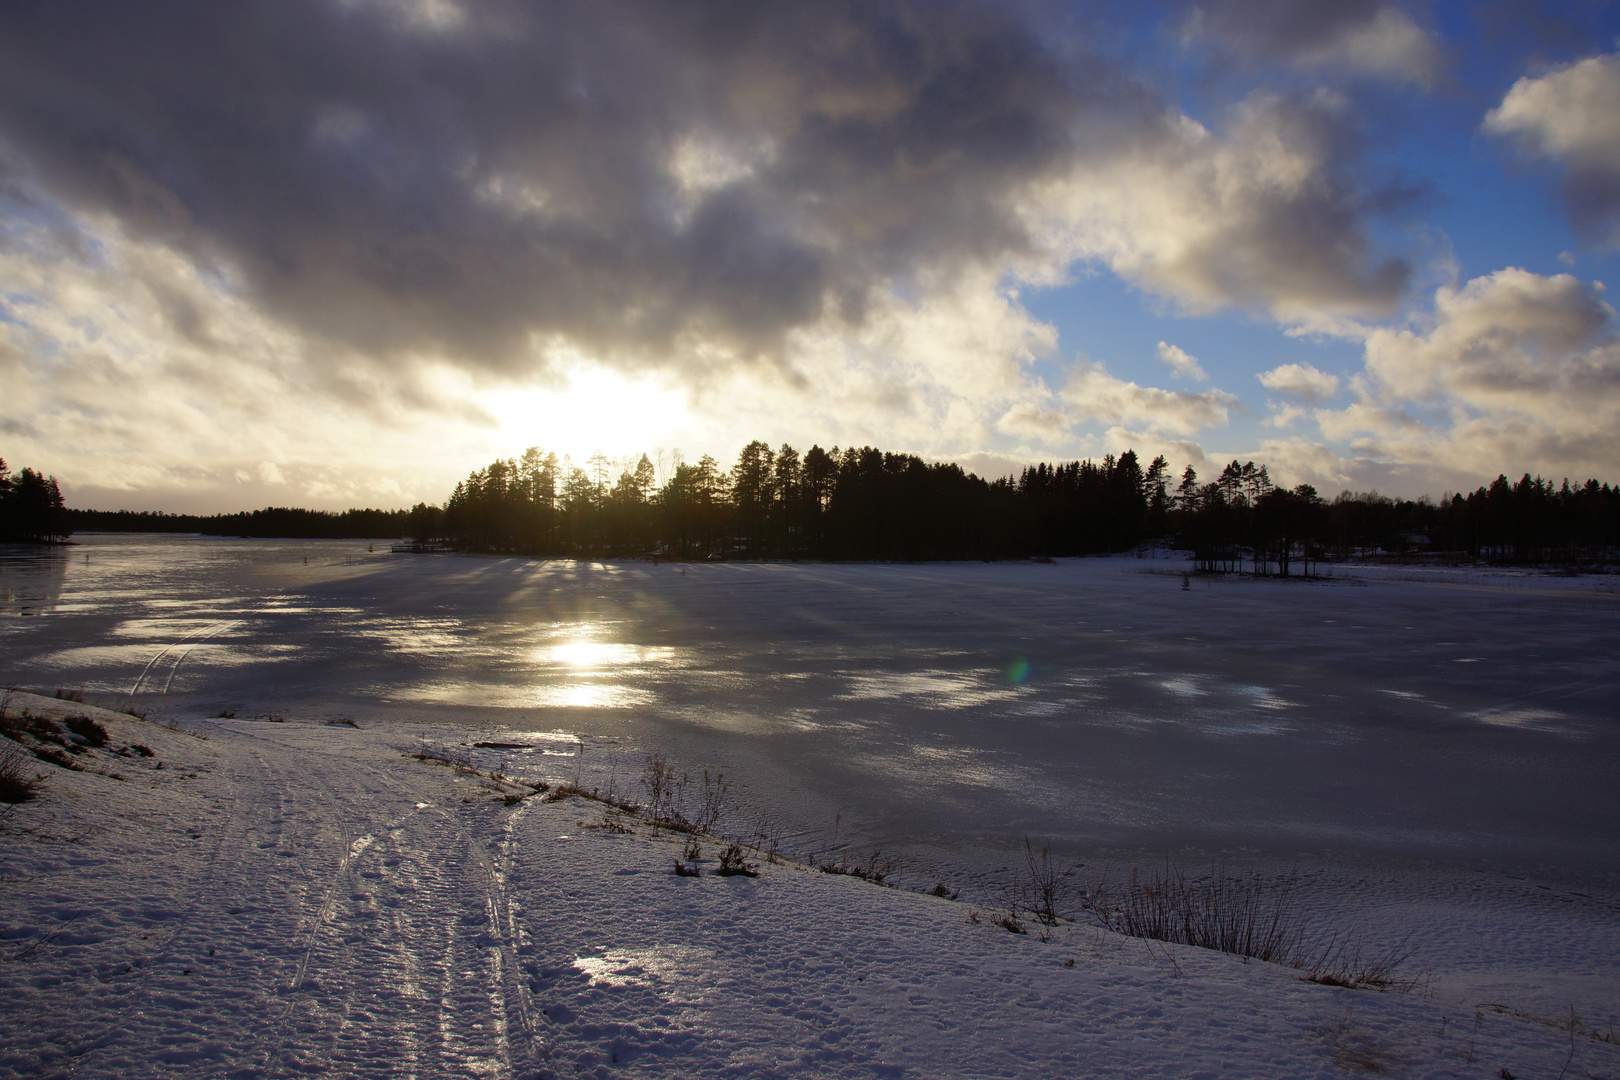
0,1 -> 1109,381
1323,267 -> 1620,481
0,192 -> 1087,505
1261,403 -> 1307,428
1485,51 -> 1620,246
1157,341 -> 1208,381
0,199 -> 513,510
1026,92 -> 1412,331
1258,361 -> 1340,401
0,0 -> 1417,384
1060,365 -> 1238,436
1180,1 -> 1443,86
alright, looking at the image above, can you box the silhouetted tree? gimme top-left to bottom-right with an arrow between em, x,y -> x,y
0,459 -> 69,543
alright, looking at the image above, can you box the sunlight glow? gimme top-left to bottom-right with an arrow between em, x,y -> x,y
482,358 -> 696,465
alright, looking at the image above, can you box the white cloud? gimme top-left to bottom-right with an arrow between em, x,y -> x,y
1060,365 -> 1238,436
1025,93 -> 1409,333
0,203 -> 514,511
1486,53 -> 1620,172
1258,362 -> 1341,401
1157,341 -> 1208,381
1262,404 -> 1307,428
0,198 -> 1092,506
1321,268 -> 1620,481
1485,52 -> 1620,245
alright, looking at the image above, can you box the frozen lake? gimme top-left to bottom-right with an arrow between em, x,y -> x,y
5,534 -> 1620,890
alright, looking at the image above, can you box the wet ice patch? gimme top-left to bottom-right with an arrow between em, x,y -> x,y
1470,707 -> 1584,737
396,680 -> 655,709
1239,685 -> 1290,711
374,616 -> 467,656
494,730 -> 586,755
112,617 -> 231,638
1199,716 -> 1293,737
1160,677 -> 1208,698
839,670 -> 1020,708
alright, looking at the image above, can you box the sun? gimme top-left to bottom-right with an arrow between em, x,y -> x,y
481,361 -> 697,467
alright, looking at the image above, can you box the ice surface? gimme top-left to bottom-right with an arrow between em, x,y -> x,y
6,536 -> 1618,881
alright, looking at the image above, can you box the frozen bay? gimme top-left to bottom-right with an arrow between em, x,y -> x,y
6,534 -> 1618,882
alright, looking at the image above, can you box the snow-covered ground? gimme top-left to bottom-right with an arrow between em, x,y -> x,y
3,536 -> 1619,1076
1,692 -> 1616,1079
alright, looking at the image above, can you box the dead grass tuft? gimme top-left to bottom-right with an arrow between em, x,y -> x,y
1087,861 -> 1418,990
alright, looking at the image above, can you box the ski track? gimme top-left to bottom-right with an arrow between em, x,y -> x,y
0,709 -> 544,1080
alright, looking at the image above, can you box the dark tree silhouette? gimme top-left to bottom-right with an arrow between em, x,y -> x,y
47,441 -> 1619,566
0,458 -> 70,543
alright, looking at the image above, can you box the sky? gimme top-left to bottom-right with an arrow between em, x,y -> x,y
2,0 -> 1619,513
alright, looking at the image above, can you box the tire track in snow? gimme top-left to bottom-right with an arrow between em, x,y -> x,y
61,730 -> 273,1077
126,620 -> 230,698
126,589 -> 293,699
248,738 -> 540,1077
39,715 -> 545,1078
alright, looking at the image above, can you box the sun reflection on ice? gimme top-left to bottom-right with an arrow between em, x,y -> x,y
544,639 -> 673,669
518,627 -> 682,707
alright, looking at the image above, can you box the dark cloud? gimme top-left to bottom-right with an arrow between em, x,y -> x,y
1180,0 -> 1385,57
0,0 -> 1413,378
1176,0 -> 1441,84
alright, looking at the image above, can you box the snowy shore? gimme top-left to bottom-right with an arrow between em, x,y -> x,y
2,690 -> 1616,1079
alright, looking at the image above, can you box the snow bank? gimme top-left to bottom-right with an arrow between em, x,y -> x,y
1,692 -> 1614,1079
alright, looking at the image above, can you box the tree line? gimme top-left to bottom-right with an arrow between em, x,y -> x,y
421,442 -> 1620,568
10,445 -> 1619,568
64,506 -> 410,539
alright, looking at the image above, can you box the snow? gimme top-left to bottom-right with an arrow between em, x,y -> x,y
0,693 -> 1613,1079
2,536 -> 1619,1077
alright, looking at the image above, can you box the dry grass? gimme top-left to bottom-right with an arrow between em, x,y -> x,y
1086,861 -> 1417,990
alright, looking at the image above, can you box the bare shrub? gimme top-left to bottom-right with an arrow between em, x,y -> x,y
409,743 -> 472,771
812,849 -> 900,885
691,770 -> 729,833
995,911 -> 1028,935
716,844 -> 758,877
640,753 -> 676,821
0,746 -> 41,803
585,814 -> 632,835
1087,862 -> 1309,964
62,715 -> 109,748
1021,838 -> 1074,927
